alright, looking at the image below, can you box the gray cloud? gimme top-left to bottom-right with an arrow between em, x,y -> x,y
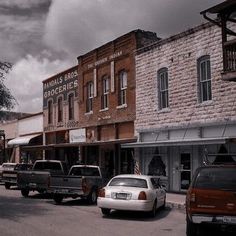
2,0 -> 223,113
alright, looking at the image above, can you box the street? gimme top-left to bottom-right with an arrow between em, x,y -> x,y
0,184 -> 187,236
0,185 -> 234,236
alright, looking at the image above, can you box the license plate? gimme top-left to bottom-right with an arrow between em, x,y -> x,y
223,216 -> 236,224
55,189 -> 68,194
116,193 -> 127,200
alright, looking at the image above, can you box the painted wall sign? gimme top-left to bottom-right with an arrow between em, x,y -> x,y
43,68 -> 78,107
69,128 -> 86,143
87,51 -> 123,69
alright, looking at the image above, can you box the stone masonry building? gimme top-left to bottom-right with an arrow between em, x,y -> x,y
123,22 -> 236,192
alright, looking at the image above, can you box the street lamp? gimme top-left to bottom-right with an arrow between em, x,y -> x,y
0,129 -> 6,163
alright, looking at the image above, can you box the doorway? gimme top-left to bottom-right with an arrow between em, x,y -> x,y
180,153 -> 191,191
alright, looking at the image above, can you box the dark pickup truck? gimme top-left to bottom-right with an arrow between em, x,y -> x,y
49,165 -> 103,204
2,163 -> 32,189
17,160 -> 68,197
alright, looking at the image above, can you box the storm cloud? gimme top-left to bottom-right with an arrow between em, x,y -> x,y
1,0 -> 222,112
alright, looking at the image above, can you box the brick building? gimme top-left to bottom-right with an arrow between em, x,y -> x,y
123,23 -> 236,192
76,30 -> 158,180
43,66 -> 79,166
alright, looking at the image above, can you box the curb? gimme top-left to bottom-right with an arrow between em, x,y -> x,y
166,201 -> 186,210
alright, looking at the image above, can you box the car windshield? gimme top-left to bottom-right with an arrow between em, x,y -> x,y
109,177 -> 148,188
194,167 -> 236,190
33,162 -> 63,174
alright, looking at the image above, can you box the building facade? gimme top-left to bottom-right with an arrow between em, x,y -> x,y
124,23 -> 236,192
76,30 -> 158,180
43,66 -> 79,167
0,112 -> 43,164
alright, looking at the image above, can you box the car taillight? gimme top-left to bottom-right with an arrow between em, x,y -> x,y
98,188 -> 105,198
190,193 -> 196,203
138,191 -> 147,200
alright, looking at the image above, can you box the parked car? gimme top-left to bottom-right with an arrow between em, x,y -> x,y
2,163 -> 33,189
17,160 -> 68,197
186,165 -> 236,236
0,163 -> 17,183
49,165 -> 103,204
97,174 -> 166,217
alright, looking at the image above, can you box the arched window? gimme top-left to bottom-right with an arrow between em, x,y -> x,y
57,97 -> 63,122
48,100 -> 53,124
158,68 -> 169,109
68,93 -> 74,120
118,70 -> 127,106
197,55 -> 212,102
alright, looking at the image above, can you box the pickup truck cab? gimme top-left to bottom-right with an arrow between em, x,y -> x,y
2,163 -> 32,189
17,160 -> 68,197
49,165 -> 103,204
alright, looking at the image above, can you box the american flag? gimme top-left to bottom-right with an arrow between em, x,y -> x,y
134,159 -> 141,175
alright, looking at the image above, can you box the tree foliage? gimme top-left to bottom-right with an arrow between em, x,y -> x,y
0,61 -> 16,110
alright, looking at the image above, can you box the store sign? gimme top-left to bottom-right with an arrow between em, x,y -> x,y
43,68 -> 78,107
69,129 -> 86,143
87,51 -> 123,69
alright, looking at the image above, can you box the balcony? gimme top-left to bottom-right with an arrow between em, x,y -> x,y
222,39 -> 236,81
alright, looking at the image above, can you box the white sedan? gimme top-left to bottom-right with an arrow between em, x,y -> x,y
97,174 -> 166,217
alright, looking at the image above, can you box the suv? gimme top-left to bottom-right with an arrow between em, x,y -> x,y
186,165 -> 236,235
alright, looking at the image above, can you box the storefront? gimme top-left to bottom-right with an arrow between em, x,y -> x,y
123,123 -> 236,192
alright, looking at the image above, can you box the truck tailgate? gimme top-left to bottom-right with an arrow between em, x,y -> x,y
17,171 -> 50,189
50,175 -> 83,191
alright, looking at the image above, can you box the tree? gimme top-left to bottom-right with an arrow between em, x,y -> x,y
0,61 -> 16,110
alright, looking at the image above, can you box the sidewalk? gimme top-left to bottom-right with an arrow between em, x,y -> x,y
166,192 -> 186,210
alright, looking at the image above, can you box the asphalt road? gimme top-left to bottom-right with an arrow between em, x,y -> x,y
0,185 -> 234,236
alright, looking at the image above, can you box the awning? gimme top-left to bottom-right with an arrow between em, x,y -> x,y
121,137 -> 235,148
22,138 -> 137,150
8,134 -> 41,146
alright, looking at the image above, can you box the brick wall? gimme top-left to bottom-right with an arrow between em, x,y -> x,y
135,23 -> 236,132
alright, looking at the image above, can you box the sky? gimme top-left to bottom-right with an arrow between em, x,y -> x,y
1,0 -> 223,113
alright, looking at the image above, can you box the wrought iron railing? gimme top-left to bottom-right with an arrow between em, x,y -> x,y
223,39 -> 236,73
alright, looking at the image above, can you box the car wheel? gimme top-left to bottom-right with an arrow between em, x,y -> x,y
88,189 -> 97,205
5,183 -> 11,190
21,189 -> 29,197
186,217 -> 198,236
101,208 -> 111,216
53,194 -> 63,204
160,197 -> 166,210
149,200 -> 157,218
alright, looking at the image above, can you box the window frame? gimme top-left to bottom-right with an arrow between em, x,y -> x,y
158,68 -> 169,110
57,96 -> 63,122
48,99 -> 53,124
86,82 -> 94,113
101,75 -> 109,110
118,70 -> 127,106
68,93 -> 74,120
197,55 -> 212,103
